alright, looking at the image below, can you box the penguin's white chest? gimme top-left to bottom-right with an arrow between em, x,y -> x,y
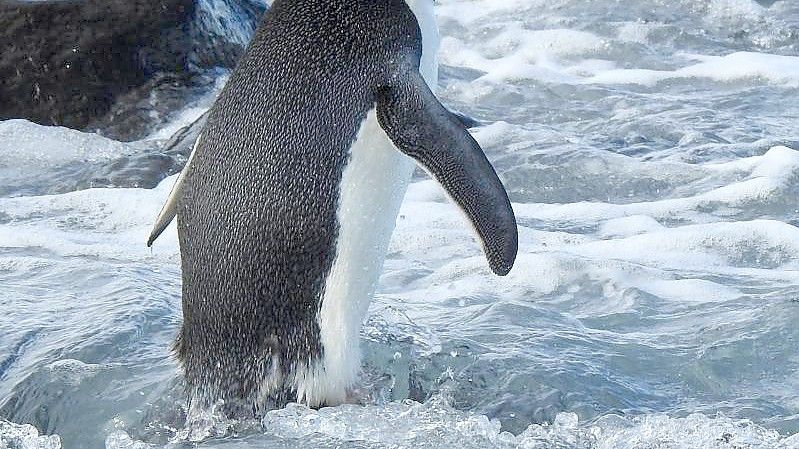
293,0 -> 440,407
301,110 -> 415,406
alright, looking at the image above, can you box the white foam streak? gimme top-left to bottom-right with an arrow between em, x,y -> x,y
586,52 -> 799,87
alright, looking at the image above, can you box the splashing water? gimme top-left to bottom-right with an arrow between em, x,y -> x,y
3,0 -> 799,448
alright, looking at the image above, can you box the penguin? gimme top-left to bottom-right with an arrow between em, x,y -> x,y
148,0 -> 517,413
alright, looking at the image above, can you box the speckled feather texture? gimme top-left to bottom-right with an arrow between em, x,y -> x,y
174,0 -> 516,414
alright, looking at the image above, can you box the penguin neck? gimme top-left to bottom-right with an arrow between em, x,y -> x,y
404,0 -> 440,86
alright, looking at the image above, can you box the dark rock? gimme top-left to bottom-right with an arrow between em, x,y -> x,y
84,71 -> 217,141
0,0 -> 196,131
190,0 -> 267,69
0,0 -> 266,140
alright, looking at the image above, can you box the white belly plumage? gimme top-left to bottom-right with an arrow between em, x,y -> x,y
295,110 -> 416,406
292,0 -> 440,406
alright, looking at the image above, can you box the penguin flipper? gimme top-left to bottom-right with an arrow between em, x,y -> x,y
147,135 -> 202,247
375,73 -> 518,276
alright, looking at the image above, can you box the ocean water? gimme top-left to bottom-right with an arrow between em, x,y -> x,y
3,0 -> 799,448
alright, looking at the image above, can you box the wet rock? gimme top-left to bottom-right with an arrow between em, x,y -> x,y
0,0 -> 195,131
0,0 -> 265,140
84,72 -> 216,142
190,0 -> 268,69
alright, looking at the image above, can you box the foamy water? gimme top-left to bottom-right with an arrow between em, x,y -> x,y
3,0 -> 799,448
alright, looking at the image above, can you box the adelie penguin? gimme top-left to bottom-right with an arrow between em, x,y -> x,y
148,0 -> 518,413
